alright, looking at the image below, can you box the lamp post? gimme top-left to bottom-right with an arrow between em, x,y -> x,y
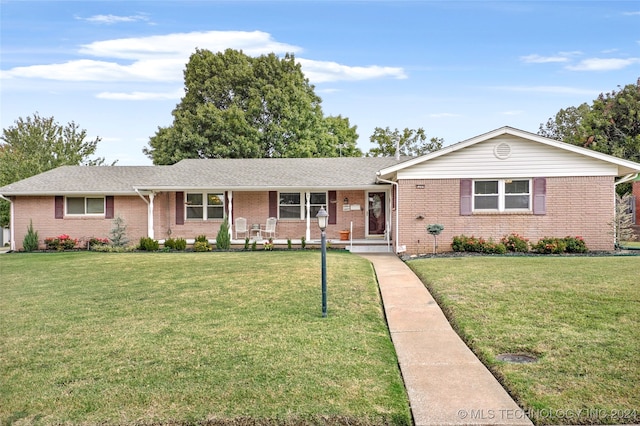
316,206 -> 329,318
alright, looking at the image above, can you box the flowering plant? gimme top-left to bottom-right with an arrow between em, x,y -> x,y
500,233 -> 529,252
263,238 -> 274,251
44,234 -> 78,250
89,237 -> 110,246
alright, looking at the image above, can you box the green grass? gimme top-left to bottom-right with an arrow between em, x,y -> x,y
0,251 -> 410,426
620,241 -> 640,249
407,256 -> 640,425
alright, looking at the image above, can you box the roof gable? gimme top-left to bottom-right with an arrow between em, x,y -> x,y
378,126 -> 640,178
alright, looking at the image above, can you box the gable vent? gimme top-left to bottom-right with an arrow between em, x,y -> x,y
494,142 -> 512,160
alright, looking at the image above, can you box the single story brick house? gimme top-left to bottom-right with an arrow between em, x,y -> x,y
2,126 -> 639,253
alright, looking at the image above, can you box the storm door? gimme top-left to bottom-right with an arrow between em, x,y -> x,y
367,192 -> 386,237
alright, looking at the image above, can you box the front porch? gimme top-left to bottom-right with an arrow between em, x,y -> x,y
228,237 -> 394,253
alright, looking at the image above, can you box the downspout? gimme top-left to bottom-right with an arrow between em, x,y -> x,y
613,173 -> 639,248
135,189 -> 155,240
0,194 -> 15,251
375,175 -> 400,254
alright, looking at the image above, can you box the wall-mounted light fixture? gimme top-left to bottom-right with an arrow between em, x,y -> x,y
343,197 -> 349,204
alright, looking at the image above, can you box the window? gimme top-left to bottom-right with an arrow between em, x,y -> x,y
186,193 -> 224,220
474,179 -> 530,211
308,192 -> 327,218
278,192 -> 327,219
279,192 -> 301,219
66,197 -> 105,215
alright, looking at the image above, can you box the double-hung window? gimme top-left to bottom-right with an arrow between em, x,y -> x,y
66,197 -> 105,215
279,192 -> 327,219
474,179 -> 530,211
186,193 -> 224,220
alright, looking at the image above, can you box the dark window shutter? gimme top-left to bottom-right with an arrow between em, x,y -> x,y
328,191 -> 337,225
460,179 -> 472,216
533,177 -> 547,215
55,196 -> 64,219
105,196 -> 114,219
269,191 -> 278,218
175,192 -> 184,225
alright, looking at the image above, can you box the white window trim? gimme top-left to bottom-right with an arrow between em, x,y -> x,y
65,196 -> 105,216
278,191 -> 327,220
185,192 -> 225,221
473,179 -> 531,212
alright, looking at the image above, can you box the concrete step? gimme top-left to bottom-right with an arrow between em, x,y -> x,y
346,244 -> 393,253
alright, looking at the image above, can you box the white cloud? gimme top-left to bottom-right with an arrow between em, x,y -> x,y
0,30 -> 407,95
501,110 -> 524,116
297,58 -> 407,83
97,89 -> 183,100
520,54 -> 569,64
79,30 -> 300,60
566,57 -> 640,71
78,14 -> 150,25
622,11 -> 640,16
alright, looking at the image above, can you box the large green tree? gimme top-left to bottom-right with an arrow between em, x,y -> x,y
144,49 -> 359,164
366,127 -> 443,157
0,113 -> 105,227
539,80 -> 640,164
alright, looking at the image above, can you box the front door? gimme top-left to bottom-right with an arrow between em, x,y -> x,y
368,192 -> 386,237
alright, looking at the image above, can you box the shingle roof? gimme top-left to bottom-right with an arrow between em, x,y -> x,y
0,157 -> 411,195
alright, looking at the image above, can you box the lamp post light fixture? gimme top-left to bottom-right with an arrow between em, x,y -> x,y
316,206 -> 329,317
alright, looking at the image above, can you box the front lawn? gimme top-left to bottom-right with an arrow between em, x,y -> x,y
0,251 -> 410,425
407,256 -> 639,425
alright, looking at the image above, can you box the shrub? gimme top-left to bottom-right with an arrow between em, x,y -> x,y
300,236 -> 306,249
482,239 -> 507,254
263,238 -> 274,251
451,235 -> 485,252
138,237 -> 159,251
451,235 -> 506,254
287,238 -> 292,250
89,237 -> 109,247
173,238 -> 187,251
216,219 -> 231,250
500,233 -> 529,252
44,234 -> 78,250
532,237 -> 567,254
193,241 -> 211,252
251,240 -> 257,251
564,236 -> 588,253
109,216 -> 129,247
164,237 -> 176,249
193,235 -> 211,252
244,237 -> 250,250
23,220 -> 39,252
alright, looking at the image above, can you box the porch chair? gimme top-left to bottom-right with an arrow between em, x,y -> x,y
261,217 -> 277,239
235,217 -> 248,240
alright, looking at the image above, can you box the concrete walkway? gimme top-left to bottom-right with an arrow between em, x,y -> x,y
359,253 -> 533,426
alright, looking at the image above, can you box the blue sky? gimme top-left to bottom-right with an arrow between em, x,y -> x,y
1,1 -> 639,165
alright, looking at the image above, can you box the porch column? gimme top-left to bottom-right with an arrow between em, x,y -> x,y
305,192 -> 311,241
228,191 -> 233,240
148,193 -> 155,240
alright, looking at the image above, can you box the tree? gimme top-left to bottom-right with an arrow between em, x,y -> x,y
367,127 -> 443,157
0,113 -> 106,227
539,80 -> 640,165
144,49 -> 359,164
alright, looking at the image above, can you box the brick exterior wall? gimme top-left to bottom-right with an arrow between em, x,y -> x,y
12,196 -> 148,250
10,190 -> 372,249
397,176 -> 615,254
